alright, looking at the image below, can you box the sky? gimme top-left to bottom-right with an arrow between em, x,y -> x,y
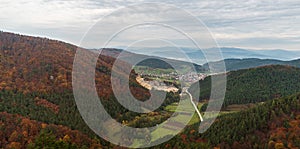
0,0 -> 300,50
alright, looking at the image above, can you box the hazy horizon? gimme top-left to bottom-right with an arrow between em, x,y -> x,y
1,1 -> 300,51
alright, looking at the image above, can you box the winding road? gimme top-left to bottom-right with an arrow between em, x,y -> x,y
182,87 -> 203,122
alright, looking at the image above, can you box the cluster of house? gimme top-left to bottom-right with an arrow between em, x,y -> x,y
141,72 -> 206,85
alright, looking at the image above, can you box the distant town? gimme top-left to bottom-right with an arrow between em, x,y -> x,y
136,70 -> 207,93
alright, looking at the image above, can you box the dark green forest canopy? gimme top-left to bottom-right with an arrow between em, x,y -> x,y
189,65 -> 300,107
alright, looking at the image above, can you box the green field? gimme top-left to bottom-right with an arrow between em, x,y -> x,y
129,86 -> 252,147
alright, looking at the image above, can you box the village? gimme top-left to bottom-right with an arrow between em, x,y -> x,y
136,71 -> 207,93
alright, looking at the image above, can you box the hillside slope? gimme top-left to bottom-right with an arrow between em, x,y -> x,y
0,31 -> 149,100
0,32 -> 154,148
190,65 -> 300,106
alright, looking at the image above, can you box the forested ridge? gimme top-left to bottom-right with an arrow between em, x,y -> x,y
0,31 -> 149,100
190,65 -> 300,107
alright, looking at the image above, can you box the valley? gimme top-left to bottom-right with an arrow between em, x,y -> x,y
0,31 -> 300,148
1,1 -> 300,148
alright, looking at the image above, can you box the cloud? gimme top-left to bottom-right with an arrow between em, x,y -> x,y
0,0 -> 299,50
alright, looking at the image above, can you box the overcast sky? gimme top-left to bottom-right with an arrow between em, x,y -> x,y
0,0 -> 300,50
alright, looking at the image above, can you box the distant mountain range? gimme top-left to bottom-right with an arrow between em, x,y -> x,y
98,48 -> 205,73
127,47 -> 300,64
203,58 -> 300,72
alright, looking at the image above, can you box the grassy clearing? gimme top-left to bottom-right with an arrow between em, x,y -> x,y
164,100 -> 204,125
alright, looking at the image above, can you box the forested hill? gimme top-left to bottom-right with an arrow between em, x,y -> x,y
203,58 -> 300,71
0,31 -> 151,147
0,31 -> 180,148
0,31 -> 150,100
189,65 -> 300,107
207,92 -> 300,148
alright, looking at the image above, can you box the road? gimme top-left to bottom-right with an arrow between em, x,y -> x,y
182,87 -> 203,122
